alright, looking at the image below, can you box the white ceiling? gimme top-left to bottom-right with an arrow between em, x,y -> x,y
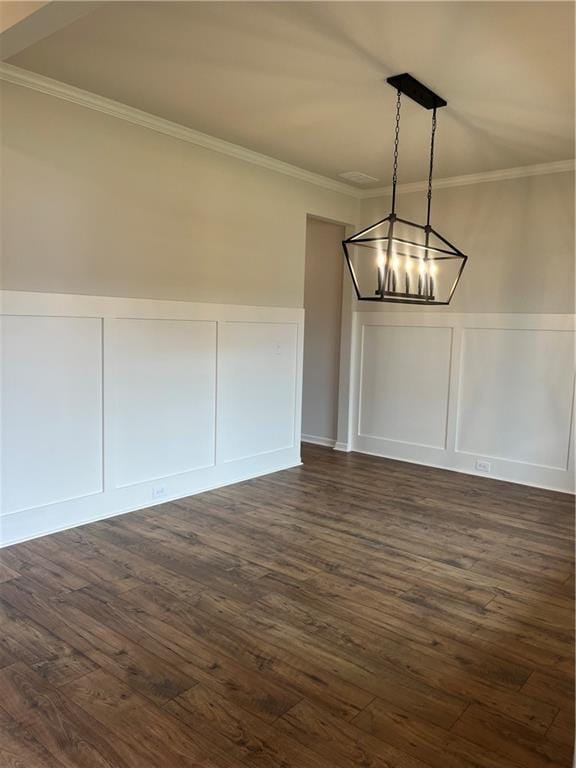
6,1 -> 575,187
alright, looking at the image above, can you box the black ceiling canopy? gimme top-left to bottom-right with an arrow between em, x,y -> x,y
386,73 -> 447,110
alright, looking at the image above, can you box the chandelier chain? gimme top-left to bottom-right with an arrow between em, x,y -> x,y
426,107 -> 437,227
391,89 -> 402,214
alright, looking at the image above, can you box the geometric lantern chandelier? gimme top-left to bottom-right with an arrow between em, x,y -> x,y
343,74 -> 468,305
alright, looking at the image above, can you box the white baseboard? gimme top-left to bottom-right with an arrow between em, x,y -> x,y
334,441 -> 352,452
301,434 -> 336,448
353,442 -> 573,494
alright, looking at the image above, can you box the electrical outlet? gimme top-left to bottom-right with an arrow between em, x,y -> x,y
151,483 -> 167,499
475,460 -> 491,473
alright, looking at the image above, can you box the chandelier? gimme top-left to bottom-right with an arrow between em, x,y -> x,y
342,74 -> 467,305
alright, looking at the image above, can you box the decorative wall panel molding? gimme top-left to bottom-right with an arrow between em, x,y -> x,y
218,322 -> 300,463
1,315 -> 103,514
107,318 -> 217,488
456,328 -> 574,470
0,291 -> 304,546
359,325 -> 452,449
351,312 -> 575,492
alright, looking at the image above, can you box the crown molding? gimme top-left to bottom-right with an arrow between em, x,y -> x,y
1,63 -> 573,202
358,159 -> 576,199
0,63 -> 360,198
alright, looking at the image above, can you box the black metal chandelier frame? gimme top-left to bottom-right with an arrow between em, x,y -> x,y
342,73 -> 468,305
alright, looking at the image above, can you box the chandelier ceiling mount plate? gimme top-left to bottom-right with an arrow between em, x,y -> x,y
386,73 -> 447,110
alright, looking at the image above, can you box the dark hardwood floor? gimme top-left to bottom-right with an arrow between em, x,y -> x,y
0,444 -> 574,767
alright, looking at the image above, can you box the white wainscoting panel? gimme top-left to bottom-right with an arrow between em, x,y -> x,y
456,328 -> 574,470
352,312 -> 575,492
0,292 -> 304,546
1,315 -> 103,514
107,319 -> 217,488
359,325 -> 452,449
218,322 -> 299,463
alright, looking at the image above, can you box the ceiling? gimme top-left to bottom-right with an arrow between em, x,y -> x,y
6,1 -> 575,187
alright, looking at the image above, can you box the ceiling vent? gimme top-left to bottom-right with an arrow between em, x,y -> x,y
338,171 -> 380,185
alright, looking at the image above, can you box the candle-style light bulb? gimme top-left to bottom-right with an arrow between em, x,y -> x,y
429,260 -> 437,298
376,253 -> 385,294
390,252 -> 399,293
404,257 -> 413,294
417,258 -> 426,296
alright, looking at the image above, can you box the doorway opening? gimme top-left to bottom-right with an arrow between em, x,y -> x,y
301,216 -> 346,448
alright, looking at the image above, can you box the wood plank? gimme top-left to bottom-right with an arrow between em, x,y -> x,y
85,520 -> 274,603
0,578 -> 196,706
546,708 -> 575,749
165,684 -> 338,768
117,583 -> 374,720
22,531 -> 139,591
0,560 -> 20,584
452,703 -> 572,768
0,663 -> 143,768
253,574 -> 559,733
58,583 -> 300,723
0,546 -> 88,593
263,568 -> 571,677
63,669 -> 244,768
0,599 -> 96,687
276,698 -> 432,768
352,698 -> 524,768
521,670 -> 575,714
0,707 -> 67,768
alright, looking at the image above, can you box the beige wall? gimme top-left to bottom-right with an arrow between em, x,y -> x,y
2,80 -> 572,316
0,82 -> 357,307
302,217 -> 345,443
357,172 -> 575,313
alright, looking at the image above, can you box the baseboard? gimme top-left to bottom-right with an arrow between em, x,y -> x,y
352,438 -> 575,494
334,441 -> 352,452
301,434 -> 336,448
0,450 -> 301,548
